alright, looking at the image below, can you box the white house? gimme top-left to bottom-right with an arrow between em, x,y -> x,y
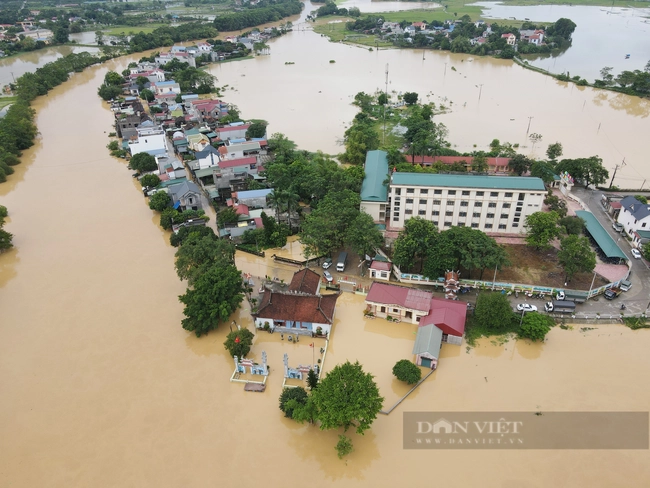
501,33 -> 516,45
151,80 -> 181,95
195,145 -> 221,170
128,122 -> 167,157
223,141 -> 262,160
617,196 -> 650,239
217,122 -> 251,141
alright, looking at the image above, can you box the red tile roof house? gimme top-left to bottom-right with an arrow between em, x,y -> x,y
365,282 -> 467,344
254,291 -> 340,336
406,155 -> 512,173
369,260 -> 392,281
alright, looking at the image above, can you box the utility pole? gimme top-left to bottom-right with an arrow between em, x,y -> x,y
444,62 -> 447,77
609,158 -> 626,188
10,72 -> 15,83
526,116 -> 534,137
477,84 -> 483,101
383,63 -> 389,144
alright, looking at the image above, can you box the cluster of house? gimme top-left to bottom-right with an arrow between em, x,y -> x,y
112,53 -> 277,237
603,195 -> 650,249
365,281 -> 467,369
0,20 -> 53,44
473,27 -> 545,49
360,150 -> 546,235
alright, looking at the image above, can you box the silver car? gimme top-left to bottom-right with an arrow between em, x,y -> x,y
323,270 -> 333,283
516,303 -> 538,313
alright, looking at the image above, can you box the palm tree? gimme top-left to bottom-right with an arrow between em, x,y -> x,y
267,189 -> 286,224
284,191 -> 300,234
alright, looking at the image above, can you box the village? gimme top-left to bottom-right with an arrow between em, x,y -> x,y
102,40 -> 650,439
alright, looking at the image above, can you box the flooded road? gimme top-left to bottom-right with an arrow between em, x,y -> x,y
1,20 -> 650,488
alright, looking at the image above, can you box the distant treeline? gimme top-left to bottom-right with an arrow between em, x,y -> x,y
128,23 -> 218,53
213,0 -> 303,32
0,52 -> 108,185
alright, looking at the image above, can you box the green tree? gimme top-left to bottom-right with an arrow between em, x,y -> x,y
178,263 -> 244,337
148,191 -> 172,212
170,225 -> 215,247
377,92 -> 388,105
104,71 -> 125,86
544,194 -> 568,218
519,312 -> 553,341
558,216 -> 585,236
223,327 -> 255,357
307,369 -> 319,390
279,387 -> 308,418
335,435 -> 354,459
599,67 -> 615,86
175,233 -> 235,284
0,205 -> 7,226
403,92 -> 418,105
97,84 -> 123,101
524,211 -> 560,250
558,235 -> 596,282
546,142 -> 563,161
474,293 -> 517,331
635,195 -> 648,204
345,211 -> 383,259
95,31 -> 104,46
300,190 -> 361,258
139,88 -> 154,102
392,359 -> 421,384
140,174 -> 161,188
217,207 -> 239,226
311,361 -> 384,435
530,161 -> 557,184
129,152 -> 158,173
246,121 -> 267,139
470,152 -> 488,173
508,154 -> 532,176
385,145 -> 406,167
392,217 -> 438,272
290,396 -> 319,425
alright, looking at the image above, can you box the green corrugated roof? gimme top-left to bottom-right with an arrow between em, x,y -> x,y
158,177 -> 187,188
173,139 -> 188,146
575,211 -> 627,259
195,167 -> 216,178
208,189 -> 220,198
636,230 -> 650,239
392,173 -> 546,191
360,150 -> 389,202
412,324 -> 443,358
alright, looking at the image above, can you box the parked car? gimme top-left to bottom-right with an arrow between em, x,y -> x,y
619,280 -> 632,292
631,248 -> 642,259
613,222 -> 624,232
322,258 -> 332,269
556,291 -> 565,300
604,288 -> 622,300
323,270 -> 333,283
516,303 -> 538,313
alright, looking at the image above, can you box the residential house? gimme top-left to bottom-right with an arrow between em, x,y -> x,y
184,128 -> 210,152
115,112 -> 150,139
168,180 -> 202,211
412,22 -> 427,31
156,155 -> 185,180
223,140 -> 262,160
151,80 -> 181,96
128,121 -> 167,157
155,51 -> 196,68
501,33 -> 516,45
404,25 -> 417,35
369,260 -> 392,281
197,42 -> 212,53
195,144 -> 221,170
190,99 -> 227,124
232,188 -> 273,209
217,122 -> 251,141
419,298 -> 466,345
617,196 -> 650,240
413,324 -> 443,369
519,29 -> 544,45
388,172 -> 545,234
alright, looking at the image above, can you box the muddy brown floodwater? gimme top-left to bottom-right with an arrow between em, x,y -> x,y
2,52 -> 650,488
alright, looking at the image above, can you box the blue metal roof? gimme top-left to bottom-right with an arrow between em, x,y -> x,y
360,150 -> 389,203
236,188 -> 273,199
173,201 -> 181,209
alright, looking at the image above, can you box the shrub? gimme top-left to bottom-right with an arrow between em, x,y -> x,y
278,387 -> 308,418
223,328 -> 255,358
392,359 -> 422,384
335,435 -> 354,459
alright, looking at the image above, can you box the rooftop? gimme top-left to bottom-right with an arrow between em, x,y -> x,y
361,150 -> 389,203
288,268 -> 321,295
219,124 -> 251,132
575,210 -> 627,260
419,298 -> 467,337
235,188 -> 273,199
391,173 -> 546,191
412,323 -> 443,358
219,156 -> 257,169
620,195 -> 650,221
256,291 -> 340,324
366,282 -> 432,313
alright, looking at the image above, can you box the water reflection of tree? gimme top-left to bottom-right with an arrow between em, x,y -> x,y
515,337 -> 544,360
607,93 -> 650,118
288,427 -> 380,481
0,247 -> 19,289
519,45 -> 570,64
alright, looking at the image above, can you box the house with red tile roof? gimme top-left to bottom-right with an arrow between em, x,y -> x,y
365,282 -> 467,344
406,155 -> 512,173
369,260 -> 392,281
254,290 -> 340,336
288,268 -> 321,296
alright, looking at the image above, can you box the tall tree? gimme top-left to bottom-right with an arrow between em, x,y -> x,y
519,313 -> 553,341
530,161 -> 557,184
178,262 -> 244,337
508,154 -> 532,176
223,328 -> 255,358
524,211 -> 561,250
392,217 -> 438,272
345,211 -> 384,259
129,152 -> 157,173
546,142 -> 563,161
558,235 -> 596,282
474,293 -> 517,332
311,361 -> 384,435
471,151 -> 489,173
175,233 -> 235,284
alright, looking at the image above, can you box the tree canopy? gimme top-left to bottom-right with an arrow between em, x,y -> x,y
175,233 -> 235,284
148,191 -> 172,212
223,327 -> 255,358
519,312 -> 553,342
524,211 -> 561,250
130,152 -> 158,173
392,359 -> 422,384
558,234 -> 596,282
474,293 -> 517,332
311,361 -> 384,435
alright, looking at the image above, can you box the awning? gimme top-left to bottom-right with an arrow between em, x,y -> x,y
173,201 -> 181,209
575,211 -> 627,260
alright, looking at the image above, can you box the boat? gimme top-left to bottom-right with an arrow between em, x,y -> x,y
625,54 -> 631,59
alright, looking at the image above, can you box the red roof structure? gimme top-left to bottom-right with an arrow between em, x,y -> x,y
370,261 -> 392,272
235,204 -> 249,215
419,298 -> 467,337
366,282 -> 432,313
406,155 -> 511,171
218,156 -> 256,168
218,124 -> 251,133
288,268 -> 321,295
255,291 -> 340,324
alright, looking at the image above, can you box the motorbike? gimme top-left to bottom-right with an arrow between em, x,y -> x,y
621,303 -> 626,310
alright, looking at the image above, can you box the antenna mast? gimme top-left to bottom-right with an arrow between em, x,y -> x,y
383,63 -> 389,144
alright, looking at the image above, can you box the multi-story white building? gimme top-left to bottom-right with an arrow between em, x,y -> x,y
388,172 -> 546,234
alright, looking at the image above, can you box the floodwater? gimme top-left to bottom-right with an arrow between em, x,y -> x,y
210,27 -> 650,186
2,17 -> 650,488
476,2 -> 650,81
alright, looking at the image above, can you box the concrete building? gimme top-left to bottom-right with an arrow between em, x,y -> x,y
617,195 -> 650,240
388,173 -> 546,234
